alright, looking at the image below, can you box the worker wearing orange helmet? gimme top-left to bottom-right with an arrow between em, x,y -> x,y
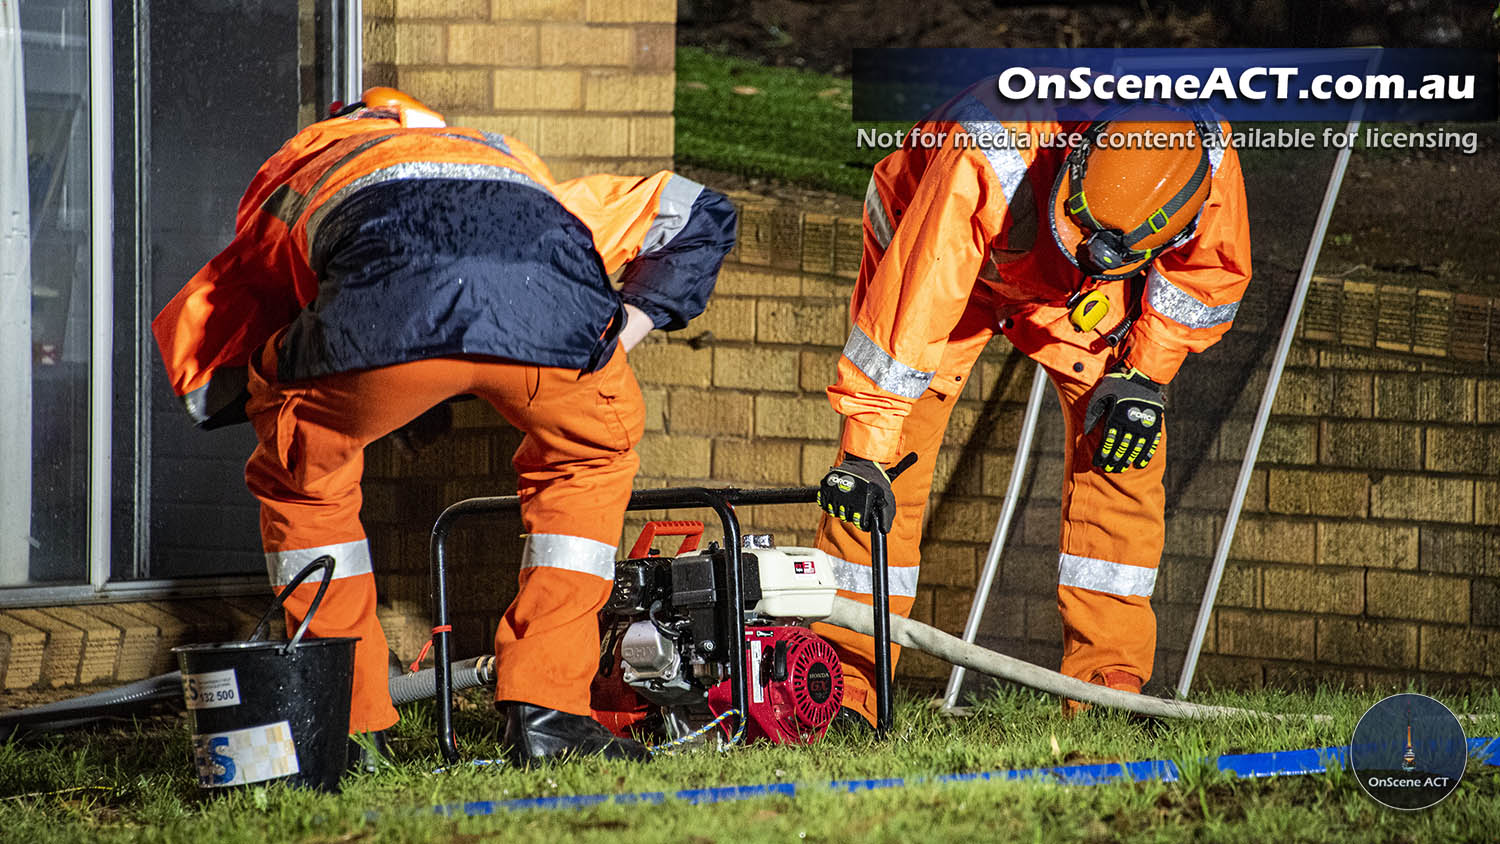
813,94 -> 1251,725
153,88 -> 736,764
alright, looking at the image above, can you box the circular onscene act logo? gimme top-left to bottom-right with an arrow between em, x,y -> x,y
1349,693 -> 1467,810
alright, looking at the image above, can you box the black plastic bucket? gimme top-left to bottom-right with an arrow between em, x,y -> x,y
174,557 -> 358,793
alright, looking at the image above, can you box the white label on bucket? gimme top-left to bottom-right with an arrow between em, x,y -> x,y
191,720 -> 300,788
182,668 -> 242,710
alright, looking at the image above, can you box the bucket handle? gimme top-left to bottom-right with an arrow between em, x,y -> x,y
249,555 -> 337,654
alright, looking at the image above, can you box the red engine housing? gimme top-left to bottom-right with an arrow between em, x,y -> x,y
706,626 -> 843,744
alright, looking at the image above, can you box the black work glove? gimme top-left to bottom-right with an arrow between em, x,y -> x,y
1083,366 -> 1164,473
817,456 -> 897,533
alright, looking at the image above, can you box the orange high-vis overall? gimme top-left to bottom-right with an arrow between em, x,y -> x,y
246,335 -> 644,732
154,112 -> 733,733
812,97 -> 1251,723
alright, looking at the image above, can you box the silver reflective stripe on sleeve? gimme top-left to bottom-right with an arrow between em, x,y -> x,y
842,326 -> 934,399
827,554 -> 919,599
946,97 -> 1028,204
864,175 -> 895,250
304,161 -> 552,260
640,174 -> 705,253
521,533 -> 617,581
1057,553 -> 1156,598
266,539 -> 374,586
1146,267 -> 1240,330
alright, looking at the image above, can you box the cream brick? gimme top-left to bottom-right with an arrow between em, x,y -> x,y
363,18 -> 397,64
396,0 -> 488,18
629,115 -> 673,157
397,68 -> 491,110
1316,521 -> 1418,569
713,347 -> 799,392
1260,565 -> 1364,615
755,395 -> 841,441
535,114 -> 631,157
1266,469 -> 1368,517
713,440 -> 801,485
1217,609 -> 1314,661
756,300 -> 845,346
447,113 -> 540,141
585,71 -> 674,112
802,444 -> 838,486
539,24 -> 633,66
448,22 -> 539,65
668,389 -> 753,438
632,23 -> 673,70
585,0 -> 673,22
636,433 -> 712,479
395,22 -> 446,64
629,341 -> 712,387
492,68 -> 581,110
799,349 -> 840,393
688,296 -> 755,342
496,0 -> 584,19
1369,475 -> 1473,523
1228,517 -> 1316,565
714,266 -> 800,297
1367,570 -> 1469,624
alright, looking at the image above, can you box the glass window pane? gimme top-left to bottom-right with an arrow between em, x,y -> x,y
3,0 -> 92,587
140,0 -> 305,580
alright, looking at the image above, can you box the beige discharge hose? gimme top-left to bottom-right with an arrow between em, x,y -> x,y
825,596 -> 1331,724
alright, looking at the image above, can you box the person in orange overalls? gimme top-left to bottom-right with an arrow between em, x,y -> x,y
812,96 -> 1251,725
153,88 -> 736,765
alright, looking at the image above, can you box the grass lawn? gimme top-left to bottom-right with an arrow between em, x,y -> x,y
3,686 -> 1498,843
674,47 -> 899,196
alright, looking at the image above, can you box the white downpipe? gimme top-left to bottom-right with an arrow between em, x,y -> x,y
942,364 -> 1049,710
88,0 -> 112,589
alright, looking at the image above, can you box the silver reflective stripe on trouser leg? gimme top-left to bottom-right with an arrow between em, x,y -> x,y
827,553 -> 918,600
265,539 -> 374,586
864,175 -> 894,250
1145,267 -> 1240,330
841,326 -> 934,399
1057,553 -> 1157,598
520,533 -> 617,581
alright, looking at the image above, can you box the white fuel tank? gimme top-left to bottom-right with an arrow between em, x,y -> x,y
748,546 -> 839,620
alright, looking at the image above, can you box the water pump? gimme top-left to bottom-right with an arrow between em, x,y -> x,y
590,522 -> 845,745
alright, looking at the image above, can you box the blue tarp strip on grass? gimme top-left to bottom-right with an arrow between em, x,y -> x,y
429,736 -> 1499,816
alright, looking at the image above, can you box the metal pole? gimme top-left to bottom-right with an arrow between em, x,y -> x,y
870,520 -> 893,737
942,364 -> 1049,710
1177,114 -> 1363,697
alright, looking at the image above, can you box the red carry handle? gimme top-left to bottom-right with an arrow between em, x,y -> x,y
629,520 -> 705,558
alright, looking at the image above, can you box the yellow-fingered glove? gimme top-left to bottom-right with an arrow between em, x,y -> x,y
1083,366 -> 1164,473
817,456 -> 897,533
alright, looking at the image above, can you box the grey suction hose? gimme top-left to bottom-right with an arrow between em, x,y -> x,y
824,596 -> 1331,724
389,656 -> 495,707
0,671 -> 184,738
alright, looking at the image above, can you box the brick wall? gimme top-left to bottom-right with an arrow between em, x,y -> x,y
363,0 -> 676,179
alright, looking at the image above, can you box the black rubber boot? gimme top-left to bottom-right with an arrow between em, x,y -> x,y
347,730 -> 392,774
499,701 -> 652,766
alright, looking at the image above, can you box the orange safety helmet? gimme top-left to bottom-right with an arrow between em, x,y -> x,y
1050,109 -> 1216,279
357,86 -> 446,128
